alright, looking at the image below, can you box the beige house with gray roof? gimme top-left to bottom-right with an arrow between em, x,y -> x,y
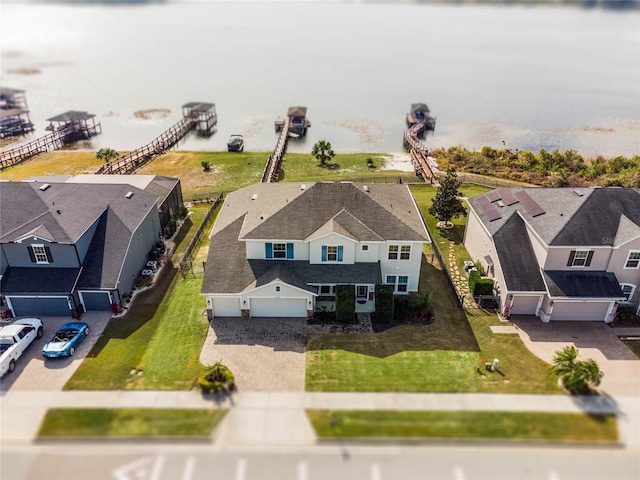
201,182 -> 430,319
464,187 -> 640,322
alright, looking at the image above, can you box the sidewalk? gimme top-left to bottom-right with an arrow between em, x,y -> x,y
2,390 -> 638,448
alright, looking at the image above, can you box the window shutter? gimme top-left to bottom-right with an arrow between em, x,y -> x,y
337,246 -> 343,262
265,243 -> 273,259
45,246 -> 53,263
28,246 -> 36,263
585,251 -> 593,266
322,245 -> 328,261
286,243 -> 294,259
567,250 -> 576,266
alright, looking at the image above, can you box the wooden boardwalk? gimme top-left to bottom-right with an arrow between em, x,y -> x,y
96,119 -> 195,175
404,122 -> 439,184
261,116 -> 290,183
0,123 -> 99,170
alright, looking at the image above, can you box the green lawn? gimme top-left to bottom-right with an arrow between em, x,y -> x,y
64,204 -> 214,390
307,410 -> 618,443
306,183 -> 560,394
38,408 -> 226,438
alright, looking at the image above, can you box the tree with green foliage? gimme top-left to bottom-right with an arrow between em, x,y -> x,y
198,361 -> 235,394
552,346 -> 603,394
428,170 -> 467,228
311,140 -> 335,166
96,147 -> 119,164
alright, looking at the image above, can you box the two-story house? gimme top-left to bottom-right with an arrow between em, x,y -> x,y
0,180 -> 165,319
464,187 -> 640,322
201,182 -> 430,319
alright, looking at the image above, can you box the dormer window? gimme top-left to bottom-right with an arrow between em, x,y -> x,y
568,250 -> 592,267
265,243 -> 293,259
322,245 -> 343,262
29,244 -> 53,264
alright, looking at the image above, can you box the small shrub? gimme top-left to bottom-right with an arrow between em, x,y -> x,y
201,160 -> 212,171
177,205 -> 188,219
615,306 -> 638,324
468,271 -> 494,296
198,361 -> 235,394
473,260 -> 485,276
335,285 -> 356,324
375,284 -> 394,323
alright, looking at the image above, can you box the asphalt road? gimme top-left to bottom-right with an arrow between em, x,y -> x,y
2,444 -> 638,480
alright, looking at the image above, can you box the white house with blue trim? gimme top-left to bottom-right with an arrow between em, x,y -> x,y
201,182 -> 430,319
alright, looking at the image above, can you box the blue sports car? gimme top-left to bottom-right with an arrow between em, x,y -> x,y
42,322 -> 90,358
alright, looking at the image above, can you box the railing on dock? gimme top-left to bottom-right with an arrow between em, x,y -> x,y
261,116 -> 290,183
0,123 -> 101,170
96,119 -> 195,175
403,124 -> 439,184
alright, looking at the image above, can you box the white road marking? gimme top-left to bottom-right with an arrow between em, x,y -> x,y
453,466 -> 466,480
181,456 -> 196,480
112,455 -> 164,480
298,460 -> 308,480
236,458 -> 247,480
371,463 -> 382,480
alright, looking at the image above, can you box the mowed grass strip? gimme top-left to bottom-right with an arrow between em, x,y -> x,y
307,410 -> 618,443
64,204 -> 214,390
38,408 -> 226,438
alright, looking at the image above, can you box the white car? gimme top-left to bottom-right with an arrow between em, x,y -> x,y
0,318 -> 44,376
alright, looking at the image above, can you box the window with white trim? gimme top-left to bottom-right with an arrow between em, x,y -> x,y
388,245 -> 410,260
625,251 -> 640,269
31,244 -> 49,264
361,244 -> 369,251
319,285 -> 335,295
570,250 -> 590,267
273,243 -> 286,258
386,275 -> 409,293
620,284 -> 636,303
321,245 -> 343,262
357,286 -> 368,298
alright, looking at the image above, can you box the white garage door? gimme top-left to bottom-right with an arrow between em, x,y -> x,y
250,298 -> 307,318
212,297 -> 241,317
551,301 -> 611,321
510,295 -> 541,315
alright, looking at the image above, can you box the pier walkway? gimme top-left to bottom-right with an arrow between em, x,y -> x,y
261,116 -> 290,183
0,121 -> 100,170
404,121 -> 439,184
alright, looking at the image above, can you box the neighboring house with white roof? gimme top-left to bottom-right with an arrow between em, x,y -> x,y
201,182 -> 430,319
0,180 -> 165,318
464,187 -> 640,322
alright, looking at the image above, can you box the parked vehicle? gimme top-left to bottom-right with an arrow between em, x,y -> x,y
42,322 -> 89,358
0,318 -> 44,376
227,134 -> 244,152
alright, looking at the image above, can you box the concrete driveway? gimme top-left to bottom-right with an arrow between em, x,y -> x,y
511,315 -> 640,396
200,317 -> 307,392
0,311 -> 111,393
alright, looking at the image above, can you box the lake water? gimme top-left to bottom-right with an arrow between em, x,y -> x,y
1,1 -> 639,157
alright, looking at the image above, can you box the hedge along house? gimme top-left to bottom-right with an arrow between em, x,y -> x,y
0,180 -> 163,319
31,174 -> 182,234
201,182 -> 430,319
464,187 -> 640,322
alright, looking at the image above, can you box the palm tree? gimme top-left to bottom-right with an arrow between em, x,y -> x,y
311,140 -> 335,166
96,147 -> 119,164
552,346 -> 604,394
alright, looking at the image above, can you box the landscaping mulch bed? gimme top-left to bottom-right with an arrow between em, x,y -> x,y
371,311 -> 435,333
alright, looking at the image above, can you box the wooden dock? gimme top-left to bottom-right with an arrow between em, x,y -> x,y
261,116 -> 290,183
96,118 -> 194,174
0,121 -> 100,170
404,120 -> 439,184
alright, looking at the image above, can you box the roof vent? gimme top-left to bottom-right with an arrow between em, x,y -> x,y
300,184 -> 306,190
125,191 -> 134,199
364,185 -> 369,192
251,194 -> 258,200
39,184 -> 51,191
497,200 -> 505,207
573,189 -> 584,197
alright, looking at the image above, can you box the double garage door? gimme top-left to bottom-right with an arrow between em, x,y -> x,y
212,297 -> 307,318
7,296 -> 69,317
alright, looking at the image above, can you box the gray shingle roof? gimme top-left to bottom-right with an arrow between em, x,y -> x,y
0,181 -> 159,244
468,187 -> 640,247
226,182 -> 428,242
542,271 -> 624,298
493,214 -> 546,292
0,267 -> 81,294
